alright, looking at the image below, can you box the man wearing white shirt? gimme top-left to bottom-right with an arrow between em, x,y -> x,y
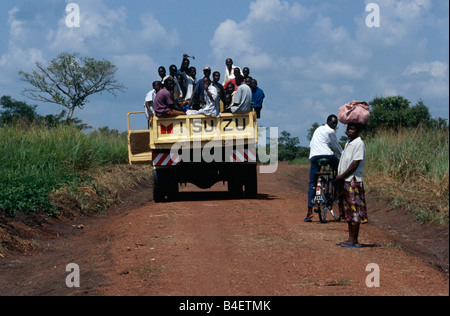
186,77 -> 220,117
304,115 -> 343,222
144,81 -> 162,118
180,67 -> 196,101
223,58 -> 242,86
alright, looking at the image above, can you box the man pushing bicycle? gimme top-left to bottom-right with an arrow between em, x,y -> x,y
304,115 -> 343,223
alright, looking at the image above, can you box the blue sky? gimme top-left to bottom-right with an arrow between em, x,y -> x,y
0,0 -> 448,144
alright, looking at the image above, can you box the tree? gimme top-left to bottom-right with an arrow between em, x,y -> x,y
431,117 -> 449,130
366,96 -> 440,134
19,53 -> 126,120
0,95 -> 90,129
0,95 -> 38,126
339,135 -> 349,148
406,99 -> 431,126
307,122 -> 320,141
278,131 -> 300,161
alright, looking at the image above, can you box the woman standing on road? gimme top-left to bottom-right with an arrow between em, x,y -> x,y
335,123 -> 367,248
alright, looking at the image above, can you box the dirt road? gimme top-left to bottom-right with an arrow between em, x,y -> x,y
0,165 -> 448,296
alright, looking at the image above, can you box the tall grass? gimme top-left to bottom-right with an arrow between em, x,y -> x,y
0,124 -> 128,215
365,127 -> 449,225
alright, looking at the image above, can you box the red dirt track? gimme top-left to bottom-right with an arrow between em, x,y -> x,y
0,165 -> 448,296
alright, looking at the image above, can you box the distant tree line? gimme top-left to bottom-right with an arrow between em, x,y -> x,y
0,95 -> 87,129
0,95 -> 128,138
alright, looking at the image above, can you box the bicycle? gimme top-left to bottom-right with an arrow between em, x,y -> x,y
312,158 -> 341,223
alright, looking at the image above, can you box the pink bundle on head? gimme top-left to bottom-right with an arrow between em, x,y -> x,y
338,100 -> 370,124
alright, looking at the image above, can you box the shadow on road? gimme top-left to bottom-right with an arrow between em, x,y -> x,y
158,191 -> 277,202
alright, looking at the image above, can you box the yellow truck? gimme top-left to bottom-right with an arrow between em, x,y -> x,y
127,111 -> 258,202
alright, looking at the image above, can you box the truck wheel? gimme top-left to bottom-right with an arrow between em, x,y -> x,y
228,172 -> 243,199
152,169 -> 165,202
245,165 -> 258,199
153,169 -> 179,202
168,181 -> 179,201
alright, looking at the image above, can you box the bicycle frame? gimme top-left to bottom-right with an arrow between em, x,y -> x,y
312,160 -> 339,223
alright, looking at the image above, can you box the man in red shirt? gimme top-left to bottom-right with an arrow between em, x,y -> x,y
223,67 -> 242,92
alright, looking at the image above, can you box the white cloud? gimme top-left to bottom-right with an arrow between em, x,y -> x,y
421,80 -> 449,99
247,0 -> 307,23
211,19 -> 253,58
289,3 -> 310,20
313,15 -> 350,44
404,61 -> 449,78
391,0 -> 432,21
320,83 -> 355,96
48,3 -> 128,53
358,0 -> 434,47
248,0 -> 289,23
301,54 -> 368,81
211,0 -> 308,63
8,7 -> 25,42
5,1 -> 180,56
112,54 -> 159,88
138,13 -> 180,49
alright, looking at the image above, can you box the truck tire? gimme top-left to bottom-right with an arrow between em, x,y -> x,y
152,169 -> 179,202
228,171 -> 243,199
244,165 -> 258,199
152,169 -> 165,202
168,181 -> 179,201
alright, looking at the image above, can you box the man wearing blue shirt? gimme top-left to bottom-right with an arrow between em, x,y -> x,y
190,66 -> 211,110
250,78 -> 265,119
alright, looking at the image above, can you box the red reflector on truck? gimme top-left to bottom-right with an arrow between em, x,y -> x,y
153,153 -> 180,166
230,148 -> 257,163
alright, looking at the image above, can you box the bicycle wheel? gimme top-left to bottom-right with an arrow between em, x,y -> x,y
325,178 -> 340,221
322,175 -> 338,222
317,206 -> 327,223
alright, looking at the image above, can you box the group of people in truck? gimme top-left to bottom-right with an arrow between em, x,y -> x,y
144,55 -> 265,119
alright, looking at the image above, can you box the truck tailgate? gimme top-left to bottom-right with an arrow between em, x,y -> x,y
150,112 -> 258,149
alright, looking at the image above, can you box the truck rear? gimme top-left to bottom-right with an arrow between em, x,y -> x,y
127,111 -> 258,202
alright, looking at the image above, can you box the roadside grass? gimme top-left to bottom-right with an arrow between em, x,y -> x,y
289,157 -> 310,165
364,127 -> 449,225
0,124 -> 149,216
